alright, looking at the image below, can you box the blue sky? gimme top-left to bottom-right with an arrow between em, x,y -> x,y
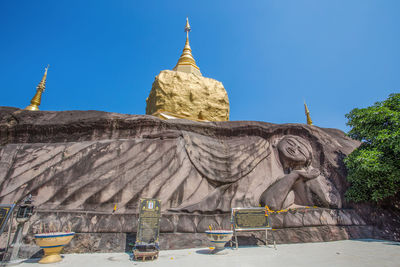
1,0 -> 399,131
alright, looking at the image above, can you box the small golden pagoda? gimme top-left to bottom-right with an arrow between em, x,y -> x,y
304,101 -> 313,125
25,66 -> 48,111
172,18 -> 202,76
145,18 -> 229,122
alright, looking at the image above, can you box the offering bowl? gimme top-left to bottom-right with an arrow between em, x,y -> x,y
205,230 -> 233,254
34,232 -> 75,264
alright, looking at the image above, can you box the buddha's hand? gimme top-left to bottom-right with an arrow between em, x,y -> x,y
293,168 -> 320,180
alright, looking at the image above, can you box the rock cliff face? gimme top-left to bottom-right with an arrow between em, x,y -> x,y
0,106 -> 357,213
145,70 -> 229,121
1,106 -> 375,255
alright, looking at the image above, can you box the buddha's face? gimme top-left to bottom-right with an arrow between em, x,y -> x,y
277,136 -> 312,169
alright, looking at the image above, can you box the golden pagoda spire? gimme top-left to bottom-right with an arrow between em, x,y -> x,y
173,17 -> 202,76
25,66 -> 49,111
304,101 -> 313,125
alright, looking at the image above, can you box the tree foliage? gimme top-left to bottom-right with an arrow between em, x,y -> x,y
344,93 -> 400,203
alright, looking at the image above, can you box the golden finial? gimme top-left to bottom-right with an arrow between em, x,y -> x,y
304,101 -> 313,125
185,17 -> 191,36
173,17 -> 202,76
25,65 -> 49,111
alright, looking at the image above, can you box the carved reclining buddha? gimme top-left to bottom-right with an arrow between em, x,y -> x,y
0,120 -> 347,214
171,133 -> 342,213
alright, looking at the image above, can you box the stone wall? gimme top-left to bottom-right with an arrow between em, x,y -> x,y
2,208 -> 378,258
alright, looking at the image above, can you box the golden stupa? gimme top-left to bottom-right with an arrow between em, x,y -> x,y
304,101 -> 313,125
173,18 -> 202,76
145,18 -> 229,122
25,66 -> 49,111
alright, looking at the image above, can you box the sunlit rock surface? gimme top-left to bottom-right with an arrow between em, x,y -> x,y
4,106 -> 392,255
145,70 -> 229,121
0,106 -> 358,212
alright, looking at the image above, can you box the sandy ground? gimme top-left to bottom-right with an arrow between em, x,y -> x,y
12,239 -> 400,267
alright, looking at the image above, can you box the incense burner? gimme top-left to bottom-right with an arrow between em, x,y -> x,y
34,232 -> 75,264
205,230 -> 233,254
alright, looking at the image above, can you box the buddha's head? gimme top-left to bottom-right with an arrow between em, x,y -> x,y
277,135 -> 313,171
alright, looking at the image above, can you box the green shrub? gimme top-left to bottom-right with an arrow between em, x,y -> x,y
345,93 -> 400,202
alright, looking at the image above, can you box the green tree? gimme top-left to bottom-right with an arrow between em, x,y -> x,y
345,93 -> 400,203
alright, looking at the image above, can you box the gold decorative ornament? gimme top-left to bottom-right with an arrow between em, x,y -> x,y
304,101 -> 313,125
173,17 -> 202,76
25,66 -> 49,111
